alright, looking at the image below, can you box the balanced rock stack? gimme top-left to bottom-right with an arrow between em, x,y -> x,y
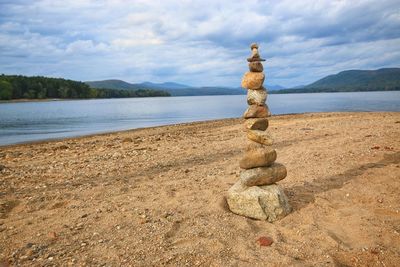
226,43 -> 291,222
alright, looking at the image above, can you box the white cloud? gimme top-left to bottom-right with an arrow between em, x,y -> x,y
0,0 -> 399,87
66,40 -> 109,54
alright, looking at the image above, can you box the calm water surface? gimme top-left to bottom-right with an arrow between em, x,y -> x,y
0,91 -> 399,146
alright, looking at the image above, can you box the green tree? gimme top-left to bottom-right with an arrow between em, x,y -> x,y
37,88 -> 47,99
89,88 -> 98,98
23,89 -> 36,99
58,86 -> 69,98
0,80 -> 13,100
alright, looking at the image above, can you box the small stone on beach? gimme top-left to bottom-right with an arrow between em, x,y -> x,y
257,236 -> 273,246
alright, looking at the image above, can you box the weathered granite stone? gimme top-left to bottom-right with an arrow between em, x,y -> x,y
244,118 -> 269,131
240,163 -> 287,186
247,130 -> 274,145
226,181 -> 292,221
243,104 -> 270,119
248,62 -> 263,72
239,147 -> 276,169
241,72 -> 265,90
247,88 -> 267,106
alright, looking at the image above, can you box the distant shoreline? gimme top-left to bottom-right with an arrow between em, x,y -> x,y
1,89 -> 400,103
0,96 -> 171,104
269,88 -> 400,94
0,98 -> 67,103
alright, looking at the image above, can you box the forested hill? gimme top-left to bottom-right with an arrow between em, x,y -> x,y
0,75 -> 170,100
271,68 -> 400,94
306,68 -> 400,89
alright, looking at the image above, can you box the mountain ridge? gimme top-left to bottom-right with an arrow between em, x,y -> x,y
270,68 -> 400,94
84,80 -> 285,96
305,68 -> 400,89
80,67 -> 400,97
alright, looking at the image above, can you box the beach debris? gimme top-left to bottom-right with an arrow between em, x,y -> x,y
257,236 -> 273,247
226,43 -> 292,222
47,232 -> 57,240
122,137 -> 133,143
55,144 -> 69,150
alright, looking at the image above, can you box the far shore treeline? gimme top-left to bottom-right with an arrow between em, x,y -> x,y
1,68 -> 399,100
0,75 -> 170,100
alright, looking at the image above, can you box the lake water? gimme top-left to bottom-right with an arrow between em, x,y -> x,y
0,91 -> 399,146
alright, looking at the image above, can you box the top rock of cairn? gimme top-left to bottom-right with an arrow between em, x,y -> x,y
247,43 -> 266,62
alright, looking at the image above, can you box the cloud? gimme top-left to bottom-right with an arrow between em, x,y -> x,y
0,0 -> 399,87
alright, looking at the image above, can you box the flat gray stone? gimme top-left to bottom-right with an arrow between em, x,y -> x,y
226,181 -> 291,221
240,163 -> 287,186
247,57 -> 266,62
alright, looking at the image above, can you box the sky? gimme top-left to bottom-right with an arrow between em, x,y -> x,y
0,0 -> 399,88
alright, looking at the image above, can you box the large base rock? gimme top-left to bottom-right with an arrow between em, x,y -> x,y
226,181 -> 291,222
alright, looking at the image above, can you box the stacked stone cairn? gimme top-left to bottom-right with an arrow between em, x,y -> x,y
226,43 -> 291,222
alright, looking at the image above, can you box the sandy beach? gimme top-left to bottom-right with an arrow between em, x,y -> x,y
0,112 -> 399,266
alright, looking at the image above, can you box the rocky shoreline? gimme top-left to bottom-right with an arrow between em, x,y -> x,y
0,112 -> 399,266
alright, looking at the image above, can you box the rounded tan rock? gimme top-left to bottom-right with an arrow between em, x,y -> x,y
247,130 -> 273,145
239,147 -> 277,169
241,72 -> 265,90
240,163 -> 287,186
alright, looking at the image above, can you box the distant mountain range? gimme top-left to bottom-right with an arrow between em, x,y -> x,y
85,80 -> 191,91
85,67 -> 400,96
85,79 -> 285,96
306,68 -> 400,89
271,68 -> 400,94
